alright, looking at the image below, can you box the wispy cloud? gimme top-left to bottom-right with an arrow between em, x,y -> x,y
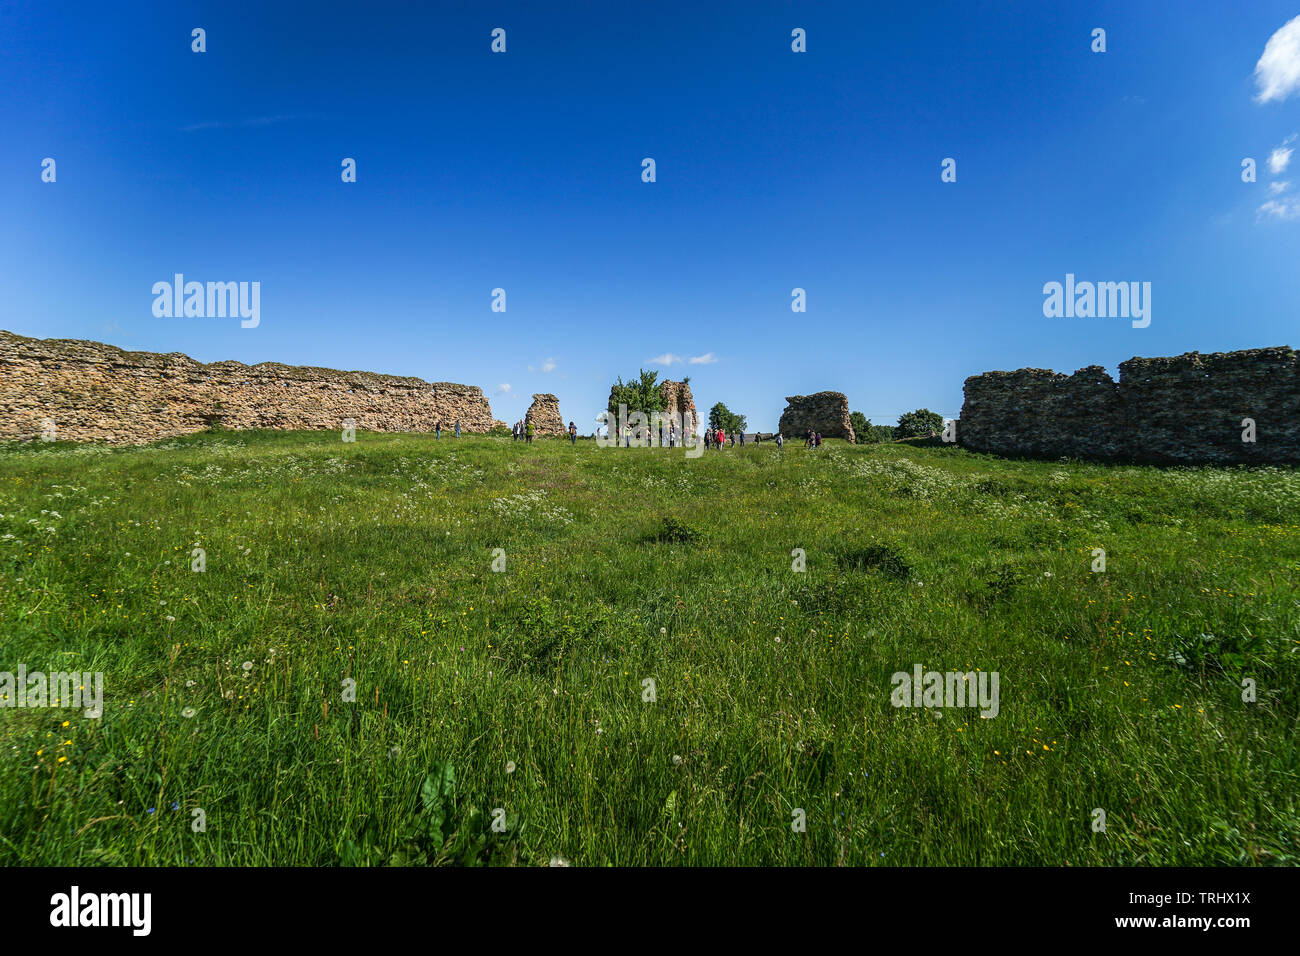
1269,180 -> 1292,195
496,383 -> 512,395
527,357 -> 557,373
1255,15 -> 1300,104
179,115 -> 301,132
648,351 -> 717,366
1257,197 -> 1300,221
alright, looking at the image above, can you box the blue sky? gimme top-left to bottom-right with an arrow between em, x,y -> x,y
3,1 -> 1299,430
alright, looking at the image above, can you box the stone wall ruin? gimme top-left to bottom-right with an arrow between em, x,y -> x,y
525,393 -> 565,436
778,391 -> 855,442
959,346 -> 1299,464
0,330 -> 504,444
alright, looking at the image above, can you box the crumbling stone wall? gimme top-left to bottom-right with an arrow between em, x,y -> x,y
779,391 -> 855,442
959,346 -> 1299,463
0,330 -> 504,444
659,380 -> 698,431
959,365 -> 1127,459
525,393 -> 565,436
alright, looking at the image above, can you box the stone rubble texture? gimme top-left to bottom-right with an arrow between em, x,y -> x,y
959,346 -> 1300,463
525,393 -> 565,436
778,391 -> 855,442
0,330 -> 505,444
658,380 -> 698,431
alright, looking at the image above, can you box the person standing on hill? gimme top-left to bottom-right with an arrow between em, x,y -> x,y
815,432 -> 822,448
455,420 -> 461,438
739,431 -> 745,447
435,422 -> 441,439
776,433 -> 783,449
568,421 -> 577,445
526,420 -> 535,443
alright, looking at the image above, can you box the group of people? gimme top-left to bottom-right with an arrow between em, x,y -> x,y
620,421 -> 680,447
513,420 -> 580,444
702,430 -> 786,449
432,420 -> 461,439
804,431 -> 823,448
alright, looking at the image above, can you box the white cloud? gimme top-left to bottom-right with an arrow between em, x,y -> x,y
496,383 -> 512,394
1255,16 -> 1300,104
528,358 -> 557,373
1257,197 -> 1300,221
649,351 -> 717,366
1268,137 -> 1296,173
1269,180 -> 1292,195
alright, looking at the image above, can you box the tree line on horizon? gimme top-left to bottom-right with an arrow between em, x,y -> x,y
606,368 -> 942,442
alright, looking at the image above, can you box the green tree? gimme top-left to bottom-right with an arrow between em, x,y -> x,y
849,411 -> 870,443
707,402 -> 747,435
608,369 -> 666,417
896,408 -> 944,438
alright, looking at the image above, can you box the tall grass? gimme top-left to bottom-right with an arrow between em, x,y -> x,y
0,431 -> 1296,865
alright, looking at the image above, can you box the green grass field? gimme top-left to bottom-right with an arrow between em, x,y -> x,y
1,431 -> 1296,865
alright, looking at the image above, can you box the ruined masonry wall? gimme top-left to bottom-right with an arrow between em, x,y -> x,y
778,391 -> 855,442
0,330 -> 504,444
959,347 -> 1299,463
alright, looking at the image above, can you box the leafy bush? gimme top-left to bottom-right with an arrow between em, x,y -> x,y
851,415 -> 896,443
896,408 -> 944,439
